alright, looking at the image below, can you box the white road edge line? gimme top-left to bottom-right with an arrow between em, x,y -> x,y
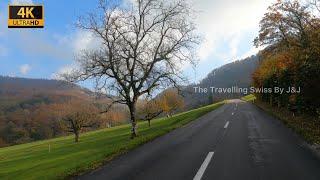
193,152 -> 215,180
224,121 -> 229,129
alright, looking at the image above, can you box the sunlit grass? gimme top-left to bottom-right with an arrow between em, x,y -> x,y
0,101 -> 224,180
241,94 -> 256,102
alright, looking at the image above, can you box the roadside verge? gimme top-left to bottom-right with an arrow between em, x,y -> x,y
241,94 -> 320,160
0,101 -> 224,180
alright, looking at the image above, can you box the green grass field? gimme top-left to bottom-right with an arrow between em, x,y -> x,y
0,101 -> 224,180
241,94 -> 256,102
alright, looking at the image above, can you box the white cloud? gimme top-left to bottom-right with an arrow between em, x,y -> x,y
72,30 -> 101,53
193,0 -> 275,61
51,0 -> 275,76
51,64 -> 77,80
54,30 -> 101,55
57,65 -> 74,75
19,64 -> 31,75
229,34 -> 241,59
198,38 -> 216,60
51,30 -> 102,79
240,45 -> 265,59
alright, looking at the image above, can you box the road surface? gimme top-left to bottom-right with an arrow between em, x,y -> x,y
78,100 -> 320,180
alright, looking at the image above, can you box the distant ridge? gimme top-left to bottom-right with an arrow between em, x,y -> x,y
0,76 -> 94,100
0,76 -> 114,146
182,55 -> 260,108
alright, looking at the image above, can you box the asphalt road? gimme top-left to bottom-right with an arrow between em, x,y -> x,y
78,100 -> 320,180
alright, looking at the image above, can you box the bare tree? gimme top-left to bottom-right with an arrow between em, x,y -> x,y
62,0 -> 199,138
55,100 -> 98,142
62,112 -> 95,142
137,97 -> 163,127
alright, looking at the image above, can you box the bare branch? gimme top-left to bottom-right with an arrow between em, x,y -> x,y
62,0 -> 199,138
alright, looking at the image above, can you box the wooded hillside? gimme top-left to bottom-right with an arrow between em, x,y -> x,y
0,76 -> 128,147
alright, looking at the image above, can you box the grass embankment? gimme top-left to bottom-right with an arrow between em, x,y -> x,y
241,94 -> 256,102
242,94 -> 320,144
0,101 -> 224,180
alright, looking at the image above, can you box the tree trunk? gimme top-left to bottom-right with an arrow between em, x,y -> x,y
129,103 -> 137,139
148,120 -> 151,127
131,120 -> 137,139
75,131 -> 79,142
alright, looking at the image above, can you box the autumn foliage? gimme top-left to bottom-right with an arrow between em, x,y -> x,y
0,87 -> 128,146
253,0 -> 320,115
137,89 -> 184,127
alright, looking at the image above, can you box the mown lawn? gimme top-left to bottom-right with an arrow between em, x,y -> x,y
0,101 -> 224,180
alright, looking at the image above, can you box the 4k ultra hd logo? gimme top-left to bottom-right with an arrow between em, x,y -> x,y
8,5 -> 44,28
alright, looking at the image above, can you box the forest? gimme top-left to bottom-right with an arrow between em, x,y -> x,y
0,77 -> 184,147
252,0 -> 320,116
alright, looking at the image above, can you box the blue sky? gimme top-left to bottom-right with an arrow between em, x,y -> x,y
0,0 -> 274,89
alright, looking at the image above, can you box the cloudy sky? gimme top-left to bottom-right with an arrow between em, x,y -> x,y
0,0 -> 274,88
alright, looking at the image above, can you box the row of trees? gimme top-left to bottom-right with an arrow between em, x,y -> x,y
63,89 -> 184,142
0,89 -> 184,146
0,97 -> 128,146
253,0 -> 320,115
53,89 -> 184,143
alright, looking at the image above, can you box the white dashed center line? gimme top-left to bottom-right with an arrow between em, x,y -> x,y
224,121 -> 230,129
193,152 -> 215,180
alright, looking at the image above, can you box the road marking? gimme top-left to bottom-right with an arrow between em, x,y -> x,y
193,152 -> 214,180
224,121 -> 229,129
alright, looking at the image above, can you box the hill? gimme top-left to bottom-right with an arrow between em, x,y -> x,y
0,76 -> 124,147
0,76 -> 96,110
182,55 -> 260,108
0,55 -> 259,146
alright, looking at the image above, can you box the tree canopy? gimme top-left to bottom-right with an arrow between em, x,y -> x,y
63,0 -> 199,138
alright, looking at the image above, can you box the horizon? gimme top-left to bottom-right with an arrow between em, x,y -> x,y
0,54 -> 258,90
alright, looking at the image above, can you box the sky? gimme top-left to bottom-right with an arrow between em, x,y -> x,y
0,0 -> 274,89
